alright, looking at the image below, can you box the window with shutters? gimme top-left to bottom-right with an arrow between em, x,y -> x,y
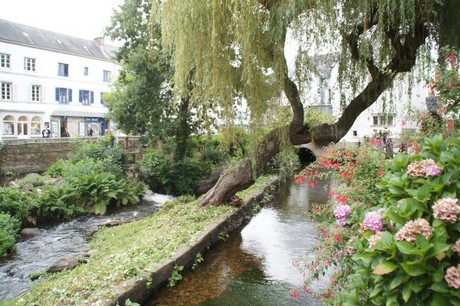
55,87 -> 72,103
79,90 -> 94,105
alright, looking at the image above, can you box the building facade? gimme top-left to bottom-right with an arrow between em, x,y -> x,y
0,19 -> 119,139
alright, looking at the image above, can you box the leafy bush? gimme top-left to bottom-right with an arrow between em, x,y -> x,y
0,213 -> 20,256
0,187 -> 37,225
67,135 -> 127,177
15,173 -> 53,188
35,183 -> 84,221
319,132 -> 457,305
139,149 -> 206,195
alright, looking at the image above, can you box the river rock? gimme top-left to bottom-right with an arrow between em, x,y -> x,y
47,257 -> 79,273
9,181 -> 20,188
21,228 -> 40,237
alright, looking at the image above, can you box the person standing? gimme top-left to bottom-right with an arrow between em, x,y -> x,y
88,127 -> 93,137
42,125 -> 51,138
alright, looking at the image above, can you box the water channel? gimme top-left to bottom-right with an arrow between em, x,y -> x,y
147,179 -> 330,306
0,191 -> 173,301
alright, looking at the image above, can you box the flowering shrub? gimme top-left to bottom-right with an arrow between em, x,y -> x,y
294,49 -> 460,304
342,132 -> 460,305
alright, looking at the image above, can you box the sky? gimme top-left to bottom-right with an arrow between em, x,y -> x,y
0,0 -> 124,43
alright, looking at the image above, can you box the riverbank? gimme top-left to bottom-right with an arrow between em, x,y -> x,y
2,175 -> 280,306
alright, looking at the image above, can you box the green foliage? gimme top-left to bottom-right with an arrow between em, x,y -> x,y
168,265 -> 184,287
124,299 -> 140,306
35,183 -> 84,221
0,135 -> 145,253
341,132 -> 460,305
304,109 -> 335,128
0,187 -> 36,225
15,173 -> 51,188
192,252 -> 204,270
66,136 -> 128,177
0,213 -> 20,256
139,136 -> 235,195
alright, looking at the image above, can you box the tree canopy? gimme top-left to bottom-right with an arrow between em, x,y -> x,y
152,0 -> 458,205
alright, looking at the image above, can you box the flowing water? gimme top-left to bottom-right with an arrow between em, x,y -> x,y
0,191 -> 173,301
147,179 -> 330,306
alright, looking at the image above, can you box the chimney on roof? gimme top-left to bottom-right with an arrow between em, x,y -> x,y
94,37 -> 104,46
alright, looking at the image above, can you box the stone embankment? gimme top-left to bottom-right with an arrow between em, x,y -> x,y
0,136 -> 143,176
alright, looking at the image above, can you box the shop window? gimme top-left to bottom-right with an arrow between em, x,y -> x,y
3,115 -> 15,135
31,116 -> 41,136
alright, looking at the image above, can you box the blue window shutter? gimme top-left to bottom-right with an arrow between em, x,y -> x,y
79,90 -> 82,103
90,91 -> 94,104
55,88 -> 59,101
100,92 -> 104,105
68,89 -> 72,102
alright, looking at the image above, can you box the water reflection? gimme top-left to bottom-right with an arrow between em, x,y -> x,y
148,179 -> 329,306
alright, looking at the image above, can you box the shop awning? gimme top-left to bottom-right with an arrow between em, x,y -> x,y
52,110 -> 107,118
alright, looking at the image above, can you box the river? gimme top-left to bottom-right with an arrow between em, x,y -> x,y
0,190 -> 173,301
147,179 -> 330,306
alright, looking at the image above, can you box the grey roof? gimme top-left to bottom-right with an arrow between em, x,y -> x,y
0,19 -> 118,62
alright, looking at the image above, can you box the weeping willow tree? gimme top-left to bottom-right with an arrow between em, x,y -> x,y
152,0 -> 459,206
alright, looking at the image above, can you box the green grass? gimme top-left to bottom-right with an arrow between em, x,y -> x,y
3,175 -> 277,306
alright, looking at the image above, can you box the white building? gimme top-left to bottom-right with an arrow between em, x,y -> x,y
0,19 -> 119,139
302,53 -> 430,145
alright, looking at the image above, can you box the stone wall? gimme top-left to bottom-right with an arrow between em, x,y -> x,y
0,136 -> 143,176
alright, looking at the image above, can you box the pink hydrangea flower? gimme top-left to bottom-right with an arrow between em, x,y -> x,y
333,204 -> 352,227
363,209 -> 384,233
445,264 -> 460,289
368,232 -> 384,249
407,159 -> 440,177
425,164 -> 441,176
452,239 -> 460,254
433,198 -> 460,223
395,218 -> 432,242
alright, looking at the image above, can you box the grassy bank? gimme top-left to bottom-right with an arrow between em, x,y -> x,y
3,174 -> 277,306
